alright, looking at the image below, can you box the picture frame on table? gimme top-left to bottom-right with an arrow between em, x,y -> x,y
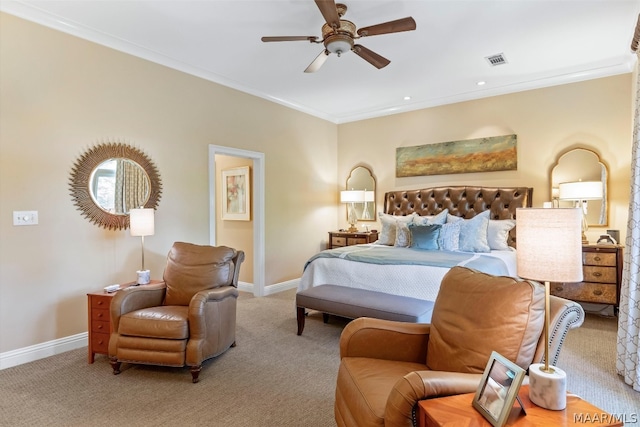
472,351 -> 526,427
221,166 -> 250,221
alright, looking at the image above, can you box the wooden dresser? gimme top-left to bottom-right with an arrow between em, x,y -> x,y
550,244 -> 623,315
327,230 -> 378,249
87,280 -> 163,363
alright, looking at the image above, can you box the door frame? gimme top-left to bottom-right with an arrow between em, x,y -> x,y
209,145 -> 265,297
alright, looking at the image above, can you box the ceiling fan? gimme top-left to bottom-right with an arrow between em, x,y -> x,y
261,0 -> 416,73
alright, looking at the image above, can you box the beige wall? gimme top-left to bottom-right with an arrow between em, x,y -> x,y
0,12 -> 634,356
0,13 -> 337,353
338,75 -> 633,244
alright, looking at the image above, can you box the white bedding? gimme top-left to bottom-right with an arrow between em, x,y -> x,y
298,245 -> 518,302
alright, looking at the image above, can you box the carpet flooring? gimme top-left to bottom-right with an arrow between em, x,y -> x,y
0,290 -> 637,426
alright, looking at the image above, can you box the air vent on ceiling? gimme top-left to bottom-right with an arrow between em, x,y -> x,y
485,53 -> 508,66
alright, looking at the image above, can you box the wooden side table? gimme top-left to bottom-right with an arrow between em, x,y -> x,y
87,280 -> 163,363
418,385 -> 622,427
327,230 -> 378,249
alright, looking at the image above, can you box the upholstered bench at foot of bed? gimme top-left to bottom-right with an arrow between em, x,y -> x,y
295,284 -> 434,335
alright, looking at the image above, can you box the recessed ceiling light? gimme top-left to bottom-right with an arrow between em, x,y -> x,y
404,96 -> 411,101
477,81 -> 486,86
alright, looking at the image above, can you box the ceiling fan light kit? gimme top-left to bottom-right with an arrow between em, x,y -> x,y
261,0 -> 416,72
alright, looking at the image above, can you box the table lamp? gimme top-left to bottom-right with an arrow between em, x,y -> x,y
516,207 -> 583,410
129,208 -> 154,285
340,190 -> 364,232
362,190 -> 374,220
558,180 -> 603,244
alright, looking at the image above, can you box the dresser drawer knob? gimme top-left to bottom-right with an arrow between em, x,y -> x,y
594,256 -> 601,261
593,290 -> 603,296
592,272 -> 602,277
554,286 -> 564,292
97,312 -> 104,318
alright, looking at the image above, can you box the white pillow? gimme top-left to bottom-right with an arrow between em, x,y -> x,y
487,219 -> 516,251
413,209 -> 448,226
378,212 -> 417,246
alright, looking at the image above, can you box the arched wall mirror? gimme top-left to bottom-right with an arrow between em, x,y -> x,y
69,141 -> 162,230
345,165 -> 376,222
550,147 -> 607,227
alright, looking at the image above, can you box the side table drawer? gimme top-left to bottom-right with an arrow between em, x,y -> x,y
92,308 -> 110,322
91,332 -> 110,353
91,294 -> 112,309
92,319 -> 110,334
583,252 -> 616,267
332,237 -> 347,247
551,282 -> 617,304
347,237 -> 367,245
583,266 -> 616,284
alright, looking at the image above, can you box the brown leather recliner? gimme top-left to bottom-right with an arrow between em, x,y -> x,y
108,242 -> 245,383
334,266 -> 585,427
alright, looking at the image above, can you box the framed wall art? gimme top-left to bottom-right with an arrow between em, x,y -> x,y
396,134 -> 517,177
221,166 -> 250,221
472,351 -> 526,427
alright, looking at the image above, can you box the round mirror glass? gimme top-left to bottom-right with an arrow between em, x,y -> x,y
346,166 -> 376,221
551,148 -> 607,226
89,158 -> 151,215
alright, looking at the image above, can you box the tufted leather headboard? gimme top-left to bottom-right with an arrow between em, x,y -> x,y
383,186 -> 533,247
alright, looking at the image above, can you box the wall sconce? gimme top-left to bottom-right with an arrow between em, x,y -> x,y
130,208 -> 155,284
340,190 -> 364,232
516,207 -> 583,410
558,180 -> 603,244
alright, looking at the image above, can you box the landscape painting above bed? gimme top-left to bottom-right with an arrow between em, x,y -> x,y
299,186 -> 533,302
396,134 -> 518,177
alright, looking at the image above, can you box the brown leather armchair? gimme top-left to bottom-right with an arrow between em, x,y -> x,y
334,266 -> 585,427
108,242 -> 245,383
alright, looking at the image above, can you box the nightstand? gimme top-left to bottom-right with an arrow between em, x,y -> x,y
328,230 -> 378,249
87,280 -> 163,363
550,244 -> 623,315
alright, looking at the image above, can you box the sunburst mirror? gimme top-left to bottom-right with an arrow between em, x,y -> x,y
69,141 -> 162,230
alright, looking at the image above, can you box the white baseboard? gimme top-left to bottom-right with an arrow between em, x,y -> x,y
1,279 -> 300,370
0,332 -> 88,370
237,279 -> 299,295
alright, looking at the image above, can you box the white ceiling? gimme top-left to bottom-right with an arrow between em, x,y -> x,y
2,0 -> 639,123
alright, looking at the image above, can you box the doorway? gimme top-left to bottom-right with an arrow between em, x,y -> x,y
209,145 -> 265,297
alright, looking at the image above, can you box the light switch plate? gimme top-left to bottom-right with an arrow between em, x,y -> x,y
13,211 -> 38,226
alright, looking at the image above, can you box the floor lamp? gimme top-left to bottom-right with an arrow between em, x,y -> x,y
516,207 -> 583,410
130,208 -> 154,285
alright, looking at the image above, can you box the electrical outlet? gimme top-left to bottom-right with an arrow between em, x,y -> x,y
13,211 -> 38,226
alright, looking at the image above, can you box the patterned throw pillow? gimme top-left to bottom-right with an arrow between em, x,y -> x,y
413,209 -> 449,226
438,221 -> 461,251
458,211 -> 491,253
378,212 -> 417,246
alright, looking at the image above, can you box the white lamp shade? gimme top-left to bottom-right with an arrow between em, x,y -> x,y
516,208 -> 583,283
364,191 -> 375,202
558,181 -> 603,201
130,208 -> 155,237
340,190 -> 365,203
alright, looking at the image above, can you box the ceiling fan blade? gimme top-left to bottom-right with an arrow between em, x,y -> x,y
314,0 -> 341,28
352,45 -> 390,69
304,50 -> 330,73
357,17 -> 416,37
261,36 -> 318,42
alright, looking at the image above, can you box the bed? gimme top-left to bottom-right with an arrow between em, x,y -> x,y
299,186 -> 533,302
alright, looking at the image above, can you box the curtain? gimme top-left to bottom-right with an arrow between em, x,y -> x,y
616,40 -> 640,391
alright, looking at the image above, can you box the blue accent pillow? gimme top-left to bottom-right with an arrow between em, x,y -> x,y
408,223 -> 442,250
458,211 -> 491,252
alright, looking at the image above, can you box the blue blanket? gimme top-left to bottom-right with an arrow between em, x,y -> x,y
304,245 -> 509,276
